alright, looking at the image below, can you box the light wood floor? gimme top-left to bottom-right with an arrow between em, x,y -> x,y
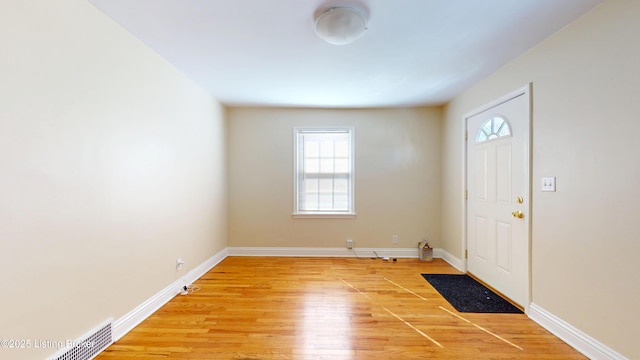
97,257 -> 586,359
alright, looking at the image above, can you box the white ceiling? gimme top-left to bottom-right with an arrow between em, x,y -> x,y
88,0 -> 602,108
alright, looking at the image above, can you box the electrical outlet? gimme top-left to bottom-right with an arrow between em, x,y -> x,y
392,235 -> 399,244
346,239 -> 353,249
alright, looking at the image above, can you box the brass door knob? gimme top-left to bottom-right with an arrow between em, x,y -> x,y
512,211 -> 524,219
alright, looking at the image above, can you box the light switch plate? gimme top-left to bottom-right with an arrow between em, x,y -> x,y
541,177 -> 556,192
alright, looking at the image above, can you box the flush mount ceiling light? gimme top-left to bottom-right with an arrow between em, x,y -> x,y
315,7 -> 368,45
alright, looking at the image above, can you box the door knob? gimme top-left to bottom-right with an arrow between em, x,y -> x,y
512,211 -> 524,219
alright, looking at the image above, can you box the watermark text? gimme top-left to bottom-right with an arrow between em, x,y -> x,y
1,339 -> 95,350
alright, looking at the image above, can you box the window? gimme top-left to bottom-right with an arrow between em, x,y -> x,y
476,116 -> 512,143
294,128 -> 355,217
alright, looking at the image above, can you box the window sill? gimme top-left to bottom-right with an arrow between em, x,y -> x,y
292,213 -> 357,219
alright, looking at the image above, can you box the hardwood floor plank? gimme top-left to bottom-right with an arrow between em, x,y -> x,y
97,257 -> 586,359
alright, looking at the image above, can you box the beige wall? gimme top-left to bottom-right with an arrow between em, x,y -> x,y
442,0 -> 639,357
0,1 -> 227,359
228,107 -> 441,250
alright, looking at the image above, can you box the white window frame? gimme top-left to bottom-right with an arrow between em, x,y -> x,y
293,127 -> 356,218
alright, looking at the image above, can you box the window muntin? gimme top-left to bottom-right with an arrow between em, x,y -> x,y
294,128 -> 354,216
476,116 -> 512,143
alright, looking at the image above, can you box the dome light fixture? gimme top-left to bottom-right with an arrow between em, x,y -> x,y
314,7 -> 368,46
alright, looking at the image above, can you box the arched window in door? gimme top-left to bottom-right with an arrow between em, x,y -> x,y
476,115 -> 512,143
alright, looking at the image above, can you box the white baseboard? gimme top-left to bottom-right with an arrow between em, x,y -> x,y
227,246 -> 427,259
112,248 -> 228,341
435,248 -> 464,271
528,303 -> 627,360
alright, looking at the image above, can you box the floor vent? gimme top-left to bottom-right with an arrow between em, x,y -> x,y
48,320 -> 113,360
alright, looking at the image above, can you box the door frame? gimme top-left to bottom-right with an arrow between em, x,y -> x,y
461,83 -> 532,312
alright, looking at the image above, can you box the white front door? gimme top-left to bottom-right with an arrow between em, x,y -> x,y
466,87 -> 530,307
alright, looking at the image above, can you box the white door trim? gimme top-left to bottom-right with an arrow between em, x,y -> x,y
461,83 -> 532,312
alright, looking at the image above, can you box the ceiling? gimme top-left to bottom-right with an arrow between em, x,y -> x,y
88,0 -> 602,108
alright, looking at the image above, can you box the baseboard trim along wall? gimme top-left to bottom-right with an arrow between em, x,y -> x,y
227,246 -> 440,259
436,248 -> 463,271
226,247 -> 464,269
528,303 -> 628,360
112,248 -> 228,341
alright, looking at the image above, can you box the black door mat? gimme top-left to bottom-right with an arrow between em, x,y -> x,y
422,274 -> 523,313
